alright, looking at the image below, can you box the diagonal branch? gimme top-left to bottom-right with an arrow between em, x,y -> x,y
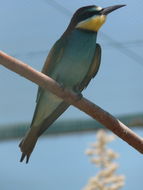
0,51 -> 143,153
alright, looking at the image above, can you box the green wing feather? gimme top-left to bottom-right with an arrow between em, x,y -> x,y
36,39 -> 66,103
78,43 -> 101,91
31,38 -> 70,135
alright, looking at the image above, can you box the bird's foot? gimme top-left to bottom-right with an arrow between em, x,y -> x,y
75,91 -> 83,101
59,82 -> 65,91
58,83 -> 83,101
73,85 -> 83,101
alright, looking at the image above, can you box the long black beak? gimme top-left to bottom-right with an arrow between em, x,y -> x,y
101,5 -> 126,15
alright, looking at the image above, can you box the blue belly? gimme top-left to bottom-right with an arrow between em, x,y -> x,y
53,29 -> 97,89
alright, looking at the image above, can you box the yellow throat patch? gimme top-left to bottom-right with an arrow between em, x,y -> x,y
76,15 -> 106,32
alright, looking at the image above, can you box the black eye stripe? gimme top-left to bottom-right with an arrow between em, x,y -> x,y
78,11 -> 100,22
83,11 -> 99,17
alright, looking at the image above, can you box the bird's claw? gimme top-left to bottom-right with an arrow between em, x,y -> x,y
59,82 -> 65,90
75,92 -> 83,101
73,85 -> 83,101
59,83 -> 83,101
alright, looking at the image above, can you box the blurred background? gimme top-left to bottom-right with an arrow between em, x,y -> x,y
0,0 -> 143,189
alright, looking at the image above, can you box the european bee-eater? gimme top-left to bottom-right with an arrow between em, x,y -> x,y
19,4 -> 125,163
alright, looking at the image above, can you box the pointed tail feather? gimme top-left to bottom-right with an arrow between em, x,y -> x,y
19,129 -> 38,163
19,102 -> 69,163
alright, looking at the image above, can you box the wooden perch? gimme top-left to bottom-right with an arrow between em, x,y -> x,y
0,51 -> 143,153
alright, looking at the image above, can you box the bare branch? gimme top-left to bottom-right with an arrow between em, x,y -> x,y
0,51 -> 143,153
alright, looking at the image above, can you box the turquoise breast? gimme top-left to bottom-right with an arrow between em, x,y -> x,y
53,29 -> 97,89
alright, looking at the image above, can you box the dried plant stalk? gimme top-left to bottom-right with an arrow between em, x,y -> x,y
83,130 -> 125,190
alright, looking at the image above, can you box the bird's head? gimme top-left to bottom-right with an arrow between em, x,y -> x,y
64,5 -> 126,35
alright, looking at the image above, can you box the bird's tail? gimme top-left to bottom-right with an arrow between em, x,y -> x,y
19,101 -> 69,163
19,129 -> 38,163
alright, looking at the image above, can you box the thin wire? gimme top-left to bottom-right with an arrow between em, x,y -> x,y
44,0 -> 143,66
101,33 -> 143,66
43,0 -> 72,16
104,40 -> 143,47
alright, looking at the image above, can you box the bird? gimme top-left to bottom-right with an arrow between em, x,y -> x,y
19,4 -> 126,163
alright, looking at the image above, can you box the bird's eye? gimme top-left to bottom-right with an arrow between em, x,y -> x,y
84,12 -> 92,17
80,10 -> 99,21
84,11 -> 97,17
